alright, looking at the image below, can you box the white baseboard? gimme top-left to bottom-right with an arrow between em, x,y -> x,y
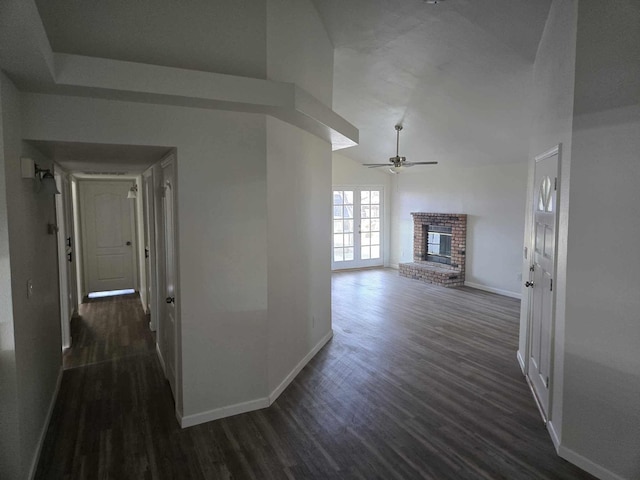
558,444 -> 626,480
516,350 -> 526,374
179,397 -> 270,428
178,329 -> 334,429
268,329 -> 333,404
156,342 -> 167,376
464,281 -> 521,299
28,366 -> 63,480
390,263 -> 400,269
547,420 -> 560,451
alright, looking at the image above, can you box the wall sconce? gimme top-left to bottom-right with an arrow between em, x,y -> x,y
127,184 -> 138,199
21,157 -> 60,195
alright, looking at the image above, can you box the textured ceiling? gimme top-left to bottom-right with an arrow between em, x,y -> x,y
33,0 -> 552,169
313,0 -> 552,167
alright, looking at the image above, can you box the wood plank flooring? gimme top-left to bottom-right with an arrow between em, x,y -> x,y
36,269 -> 594,479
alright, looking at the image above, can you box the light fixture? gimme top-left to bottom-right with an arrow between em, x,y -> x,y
21,157 -> 60,195
363,125 -> 438,173
127,184 -> 138,199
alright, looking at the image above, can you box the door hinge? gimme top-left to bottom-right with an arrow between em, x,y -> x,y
550,279 -> 553,291
529,265 -> 535,272
554,177 -> 557,191
545,377 -> 550,388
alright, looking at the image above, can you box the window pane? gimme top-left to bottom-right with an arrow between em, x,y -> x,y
371,191 -> 380,204
334,234 -> 344,247
344,234 -> 354,247
371,245 -> 380,259
371,232 -> 380,245
344,247 -> 354,261
333,206 -> 343,219
344,190 -> 353,204
370,205 -> 380,218
361,219 -> 371,232
361,190 -> 370,204
343,220 -> 354,233
361,206 -> 370,218
333,191 -> 343,205
344,205 -> 354,219
371,219 -> 380,231
361,233 -> 371,246
361,246 -> 370,259
334,220 -> 343,233
334,248 -> 344,262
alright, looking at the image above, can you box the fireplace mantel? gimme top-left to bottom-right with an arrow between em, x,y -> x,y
399,213 -> 467,287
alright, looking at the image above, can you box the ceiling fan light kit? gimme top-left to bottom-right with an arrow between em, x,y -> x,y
363,125 -> 438,174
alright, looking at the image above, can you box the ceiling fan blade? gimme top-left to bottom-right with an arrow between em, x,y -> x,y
363,164 -> 391,168
404,161 -> 438,166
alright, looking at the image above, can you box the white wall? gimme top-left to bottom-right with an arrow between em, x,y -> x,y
266,117 -> 332,394
0,70 -> 22,480
390,163 -> 527,297
0,72 -> 62,480
561,2 -> 640,478
332,152 -> 392,266
21,93 -> 269,422
265,0 -> 335,397
517,0 -> 578,446
267,0 -> 333,106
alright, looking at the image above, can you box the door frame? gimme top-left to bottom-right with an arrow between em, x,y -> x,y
142,167 -> 158,331
54,170 -> 72,350
331,185 -> 385,271
523,143 -> 562,424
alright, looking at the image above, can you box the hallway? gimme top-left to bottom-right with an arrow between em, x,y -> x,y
36,270 -> 594,479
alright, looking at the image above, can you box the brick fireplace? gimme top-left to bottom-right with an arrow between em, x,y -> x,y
399,213 -> 467,287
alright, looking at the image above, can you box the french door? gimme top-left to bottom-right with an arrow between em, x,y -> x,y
332,187 -> 383,270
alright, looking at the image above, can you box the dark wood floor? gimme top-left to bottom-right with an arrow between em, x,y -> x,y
37,269 -> 594,479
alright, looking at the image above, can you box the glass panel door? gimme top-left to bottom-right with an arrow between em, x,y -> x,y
332,187 -> 383,270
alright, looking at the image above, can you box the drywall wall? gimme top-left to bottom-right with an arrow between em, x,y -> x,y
561,2 -> 640,478
21,92 -> 269,422
0,71 -> 21,480
517,0 -> 577,447
390,163 -> 527,297
266,0 -> 333,107
265,0 -> 334,397
266,116 -> 332,395
0,72 -> 62,480
332,152 -> 392,267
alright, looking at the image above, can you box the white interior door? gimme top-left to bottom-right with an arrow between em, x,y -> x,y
332,187 -> 383,270
526,147 -> 559,419
161,158 -> 177,398
80,181 -> 136,294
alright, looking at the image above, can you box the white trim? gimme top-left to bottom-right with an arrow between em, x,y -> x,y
558,445 -> 626,480
516,350 -> 526,374
268,330 -> 333,404
547,420 -> 561,451
390,263 -> 400,270
28,367 -> 63,480
535,144 -> 560,163
179,397 -> 270,429
156,342 -> 167,377
178,329 -> 334,429
464,281 -> 521,299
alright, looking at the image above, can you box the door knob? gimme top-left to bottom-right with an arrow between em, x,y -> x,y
126,241 -> 132,246
525,281 -> 534,288
166,297 -> 175,304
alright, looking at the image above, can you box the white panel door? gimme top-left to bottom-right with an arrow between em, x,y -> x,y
332,187 -> 383,270
80,181 -> 136,293
527,147 -> 559,419
161,158 -> 177,399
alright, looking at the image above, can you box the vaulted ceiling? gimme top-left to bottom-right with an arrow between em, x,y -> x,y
312,0 -> 552,167
32,0 -> 552,169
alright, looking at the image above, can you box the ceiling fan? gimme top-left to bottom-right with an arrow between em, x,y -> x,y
363,125 -> 438,174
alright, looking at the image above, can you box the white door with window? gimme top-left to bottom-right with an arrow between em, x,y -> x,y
526,146 -> 559,420
332,188 -> 383,270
